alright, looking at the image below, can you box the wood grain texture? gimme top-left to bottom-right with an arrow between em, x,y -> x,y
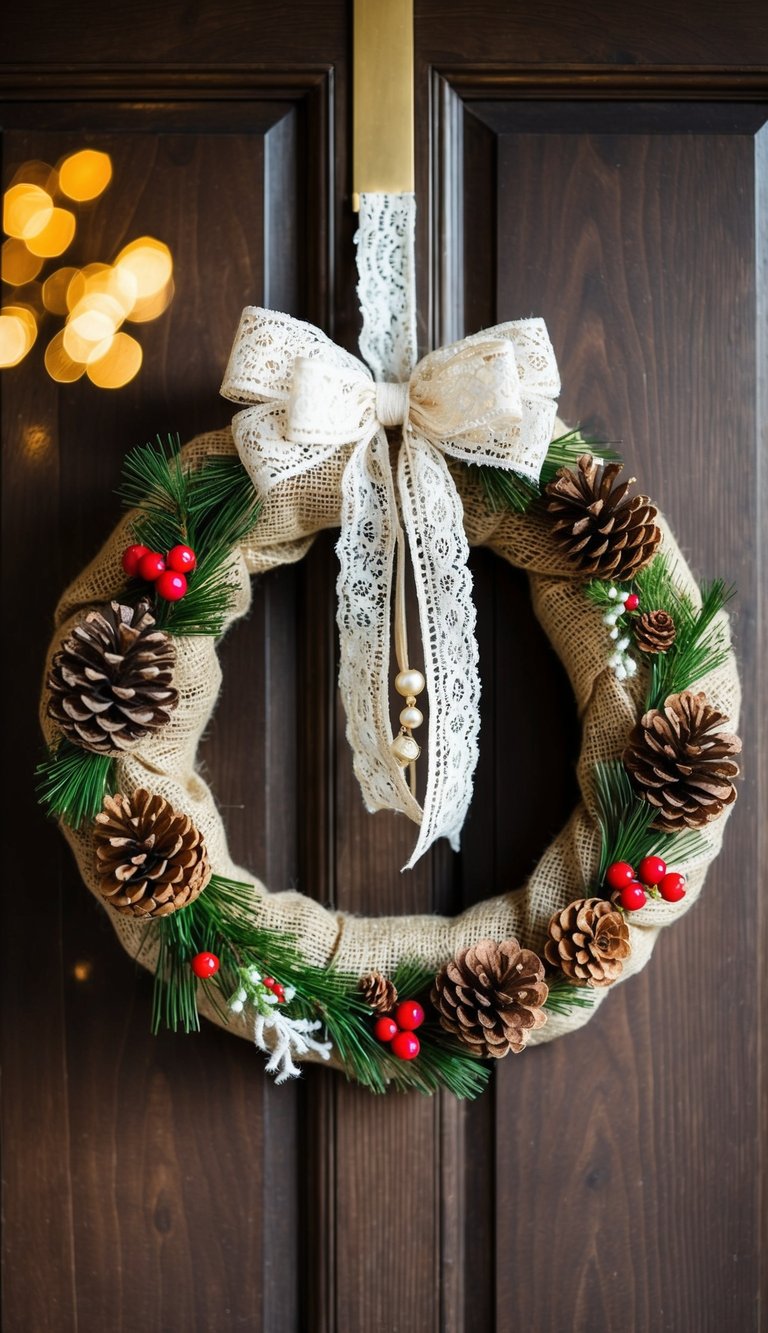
2,4 -> 766,1331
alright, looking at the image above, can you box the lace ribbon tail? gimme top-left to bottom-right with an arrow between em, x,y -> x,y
336,431 -> 423,822
397,435 -> 481,870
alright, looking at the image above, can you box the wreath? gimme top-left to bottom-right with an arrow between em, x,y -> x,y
38,307 -> 742,1099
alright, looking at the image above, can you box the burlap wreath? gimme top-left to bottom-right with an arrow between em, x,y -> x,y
39,423 -> 741,1057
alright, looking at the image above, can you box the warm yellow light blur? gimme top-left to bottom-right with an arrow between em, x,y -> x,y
1,238 -> 43,286
23,423 -> 53,460
128,277 -> 175,323
82,263 -> 138,317
0,305 -> 37,366
25,207 -> 76,258
8,160 -> 58,193
42,266 -> 80,315
3,183 -> 54,240
44,330 -> 86,382
58,150 -> 113,202
63,292 -> 123,363
114,237 -> 173,301
86,331 -> 143,388
65,262 -> 108,311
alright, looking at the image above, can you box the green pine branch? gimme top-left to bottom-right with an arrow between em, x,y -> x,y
476,428 -> 621,515
593,759 -> 708,885
118,436 -> 261,636
544,974 -> 598,1016
151,876 -> 490,1098
37,741 -> 116,828
633,555 -> 734,709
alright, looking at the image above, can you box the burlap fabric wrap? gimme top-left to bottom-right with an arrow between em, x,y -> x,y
40,425 -> 741,1058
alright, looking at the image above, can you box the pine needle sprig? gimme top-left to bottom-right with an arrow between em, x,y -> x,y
150,879 -> 490,1096
544,975 -> 597,1017
118,437 -> 261,636
638,578 -> 734,711
36,741 -> 116,828
476,428 -> 621,515
593,759 -> 708,884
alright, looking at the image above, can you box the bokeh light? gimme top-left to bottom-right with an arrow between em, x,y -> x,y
25,207 -> 76,258
42,266 -> 80,315
58,150 -> 112,202
44,330 -> 86,383
86,331 -> 143,388
2,238 -> 43,286
0,305 -> 37,367
3,184 -> 54,240
3,149 -> 173,386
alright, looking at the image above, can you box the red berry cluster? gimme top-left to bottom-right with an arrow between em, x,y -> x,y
605,856 -> 687,911
374,999 -> 424,1061
122,542 -> 197,602
191,950 -> 220,979
262,976 -> 286,1004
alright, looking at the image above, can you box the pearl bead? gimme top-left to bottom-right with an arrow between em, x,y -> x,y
399,705 -> 423,729
395,669 -> 425,698
391,732 -> 421,765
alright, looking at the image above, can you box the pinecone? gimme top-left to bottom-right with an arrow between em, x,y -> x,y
47,600 -> 178,754
431,938 -> 548,1058
545,898 -> 631,988
358,970 -> 398,1014
94,788 -> 212,917
634,609 -> 677,654
543,454 -> 661,581
623,690 -> 741,832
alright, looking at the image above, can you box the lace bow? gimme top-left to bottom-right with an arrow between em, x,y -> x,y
221,306 -> 560,868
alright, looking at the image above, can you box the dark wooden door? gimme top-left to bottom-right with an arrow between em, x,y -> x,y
2,5 -> 765,1330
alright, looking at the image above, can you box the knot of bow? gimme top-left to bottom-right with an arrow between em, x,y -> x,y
221,306 -> 560,869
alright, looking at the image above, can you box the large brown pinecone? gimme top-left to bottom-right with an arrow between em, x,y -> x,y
545,898 -> 631,988
47,599 -> 178,754
543,454 -> 661,581
634,609 -> 677,654
358,970 -> 398,1014
94,788 -> 212,917
431,938 -> 548,1058
623,690 -> 741,832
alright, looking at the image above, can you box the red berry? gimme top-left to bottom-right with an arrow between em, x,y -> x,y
167,543 -> 197,574
156,570 -> 188,601
191,951 -> 220,979
606,861 -> 636,891
394,999 -> 425,1031
620,882 -> 647,912
660,872 -> 687,903
263,978 -> 275,989
391,1030 -> 420,1061
121,543 -> 150,577
638,855 -> 667,887
138,550 -> 166,582
374,1016 -> 398,1043
625,593 -> 640,611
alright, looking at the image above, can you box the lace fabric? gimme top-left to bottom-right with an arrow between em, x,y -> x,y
220,236 -> 560,866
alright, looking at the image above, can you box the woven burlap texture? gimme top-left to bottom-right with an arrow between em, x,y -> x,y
40,427 -> 741,1054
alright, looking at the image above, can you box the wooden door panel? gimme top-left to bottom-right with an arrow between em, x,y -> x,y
426,83 -> 764,1332
1,82 -> 334,1333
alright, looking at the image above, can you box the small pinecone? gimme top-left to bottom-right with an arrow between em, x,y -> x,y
623,690 -> 741,832
634,609 -> 677,654
47,599 -> 178,754
543,454 -> 661,581
358,970 -> 398,1014
94,788 -> 212,917
545,898 -> 631,988
431,938 -> 548,1058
